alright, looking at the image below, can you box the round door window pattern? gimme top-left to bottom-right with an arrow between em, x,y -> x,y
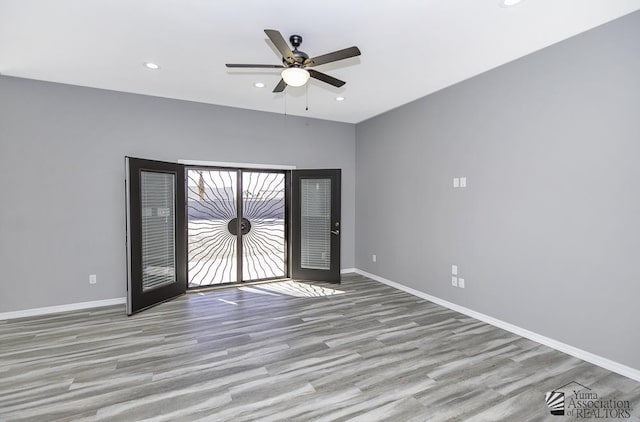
227,217 -> 251,236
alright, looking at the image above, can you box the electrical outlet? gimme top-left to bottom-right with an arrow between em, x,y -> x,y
458,278 -> 465,288
451,265 -> 458,275
460,177 -> 467,188
451,276 -> 458,287
372,254 -> 377,262
453,178 -> 460,188
89,274 -> 97,284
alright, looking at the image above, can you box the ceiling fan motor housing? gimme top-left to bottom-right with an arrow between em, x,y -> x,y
283,34 -> 308,66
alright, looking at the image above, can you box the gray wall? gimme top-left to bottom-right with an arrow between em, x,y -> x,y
356,11 -> 640,370
0,77 -> 355,312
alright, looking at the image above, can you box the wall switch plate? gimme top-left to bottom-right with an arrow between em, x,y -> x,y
458,278 -> 465,288
372,254 -> 377,262
460,177 -> 467,187
89,274 -> 97,284
451,265 -> 458,275
451,276 -> 458,287
453,178 -> 460,188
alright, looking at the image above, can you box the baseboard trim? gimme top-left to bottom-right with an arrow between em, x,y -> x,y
353,268 -> 640,383
0,297 -> 126,321
3,273 -> 360,319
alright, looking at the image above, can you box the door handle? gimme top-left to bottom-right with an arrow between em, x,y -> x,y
331,229 -> 340,235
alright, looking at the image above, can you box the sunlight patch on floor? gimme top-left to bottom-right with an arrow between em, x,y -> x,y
241,280 -> 345,298
238,286 -> 281,296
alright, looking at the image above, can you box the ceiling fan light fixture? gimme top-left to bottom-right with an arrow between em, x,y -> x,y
281,67 -> 310,87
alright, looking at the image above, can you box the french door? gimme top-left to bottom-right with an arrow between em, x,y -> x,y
290,170 -> 341,283
125,158 -> 187,315
126,157 -> 341,314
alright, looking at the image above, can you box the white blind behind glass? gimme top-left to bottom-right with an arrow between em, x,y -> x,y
141,171 -> 176,292
300,179 -> 331,270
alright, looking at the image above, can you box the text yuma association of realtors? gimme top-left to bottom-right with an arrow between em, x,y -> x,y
567,390 -> 632,419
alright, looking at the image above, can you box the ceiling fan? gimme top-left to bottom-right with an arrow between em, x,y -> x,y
226,29 -> 361,93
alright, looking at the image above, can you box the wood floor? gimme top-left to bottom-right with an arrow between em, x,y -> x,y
1,273 -> 639,421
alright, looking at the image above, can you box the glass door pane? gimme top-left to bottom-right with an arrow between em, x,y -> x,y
187,169 -> 238,286
242,172 -> 286,280
140,171 -> 177,291
300,179 -> 331,270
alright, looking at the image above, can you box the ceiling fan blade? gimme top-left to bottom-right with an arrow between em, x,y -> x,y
308,69 -> 345,88
226,64 -> 283,68
273,78 -> 287,93
264,29 -> 295,64
305,46 -> 361,67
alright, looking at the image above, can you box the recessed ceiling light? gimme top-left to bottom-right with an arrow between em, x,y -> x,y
335,96 -> 345,102
254,82 -> 265,88
144,62 -> 160,70
500,0 -> 523,7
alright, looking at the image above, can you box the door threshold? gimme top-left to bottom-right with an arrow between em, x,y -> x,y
187,278 -> 291,294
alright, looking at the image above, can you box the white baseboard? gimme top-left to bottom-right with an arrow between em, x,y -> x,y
0,297 -> 126,321
354,268 -> 640,383
2,273 -> 361,320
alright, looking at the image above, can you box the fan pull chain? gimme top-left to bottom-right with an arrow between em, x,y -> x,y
305,84 -> 309,111
284,91 -> 287,116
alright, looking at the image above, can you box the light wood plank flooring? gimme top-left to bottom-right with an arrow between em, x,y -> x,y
1,274 -> 639,421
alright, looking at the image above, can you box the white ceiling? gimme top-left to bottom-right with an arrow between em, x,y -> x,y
1,0 -> 639,124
